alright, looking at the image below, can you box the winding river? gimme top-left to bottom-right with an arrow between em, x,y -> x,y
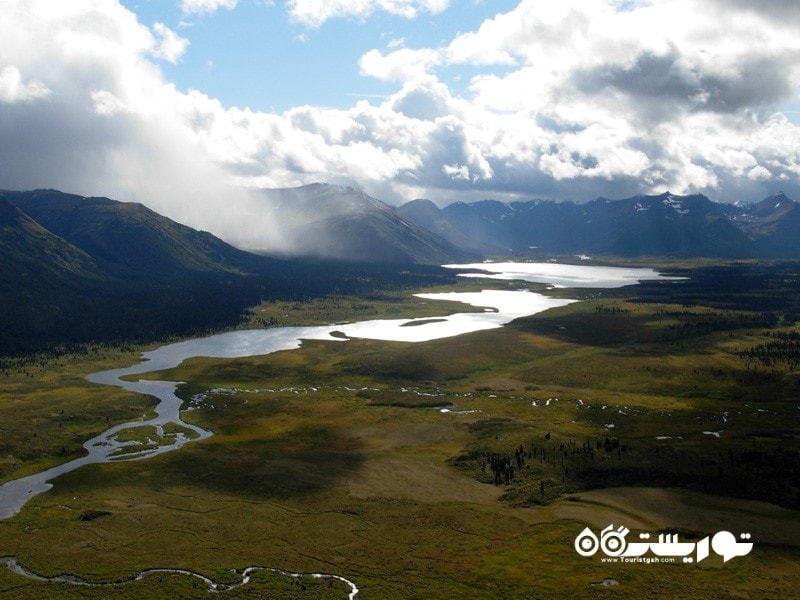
0,262 -> 671,595
0,262 -> 670,519
0,556 -> 360,598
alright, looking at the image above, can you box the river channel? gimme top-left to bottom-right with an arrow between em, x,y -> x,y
0,262 -> 670,520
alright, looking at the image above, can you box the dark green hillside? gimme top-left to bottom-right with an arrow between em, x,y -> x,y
3,190 -> 261,275
0,190 -> 457,356
1,190 -> 269,354
0,196 -> 100,285
1,196 -> 105,352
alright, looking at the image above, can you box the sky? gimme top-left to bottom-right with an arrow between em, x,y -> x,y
1,0 -> 800,247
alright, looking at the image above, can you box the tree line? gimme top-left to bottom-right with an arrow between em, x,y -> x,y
740,330 -> 800,369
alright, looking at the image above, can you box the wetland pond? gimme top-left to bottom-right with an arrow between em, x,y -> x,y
0,262 -> 671,519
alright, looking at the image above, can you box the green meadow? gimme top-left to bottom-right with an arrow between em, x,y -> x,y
1,261 -> 800,598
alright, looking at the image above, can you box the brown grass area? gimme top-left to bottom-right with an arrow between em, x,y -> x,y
345,457 -> 503,504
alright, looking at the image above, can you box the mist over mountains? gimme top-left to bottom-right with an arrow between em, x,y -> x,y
5,185 -> 800,276
0,188 -> 455,354
254,183 -> 800,260
253,183 -> 471,264
3,183 -> 800,355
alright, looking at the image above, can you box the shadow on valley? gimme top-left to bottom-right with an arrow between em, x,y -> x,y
0,258 -> 456,357
454,422 -> 800,510
54,426 -> 366,501
445,261 -> 800,510
156,428 -> 364,500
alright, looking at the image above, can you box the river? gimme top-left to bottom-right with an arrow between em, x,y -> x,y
0,261 -> 671,520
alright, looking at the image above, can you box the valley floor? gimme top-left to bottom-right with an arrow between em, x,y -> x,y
1,260 -> 800,598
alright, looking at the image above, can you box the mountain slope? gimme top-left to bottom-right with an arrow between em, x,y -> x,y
0,194 -> 109,352
3,189 -> 261,275
733,193 -> 800,258
0,188 -> 460,355
586,193 -> 750,257
1,190 -> 273,353
0,195 -> 101,288
256,183 -> 474,263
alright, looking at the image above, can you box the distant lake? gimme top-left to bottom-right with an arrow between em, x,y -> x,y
443,261 -> 672,288
0,262 -> 677,519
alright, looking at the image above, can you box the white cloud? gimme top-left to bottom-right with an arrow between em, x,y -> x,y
2,0 -> 800,259
287,0 -> 450,28
349,0 -> 800,201
180,0 -> 238,16
0,0 -> 285,250
442,163 -> 471,182
390,79 -> 451,120
359,48 -> 440,82
90,89 -> 126,116
0,66 -> 50,103
151,22 -> 189,63
747,165 -> 772,181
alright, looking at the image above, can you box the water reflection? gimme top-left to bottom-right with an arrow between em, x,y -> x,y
0,263 -> 672,519
444,261 -> 676,288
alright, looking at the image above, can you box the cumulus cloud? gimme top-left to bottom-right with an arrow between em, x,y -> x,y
1,0 -> 800,258
348,0 -> 800,201
359,47 -> 440,82
0,66 -> 51,103
0,0 -> 285,251
287,0 -> 450,28
150,22 -> 189,63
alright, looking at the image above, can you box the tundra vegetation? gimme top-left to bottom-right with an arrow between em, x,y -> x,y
1,260 -> 800,599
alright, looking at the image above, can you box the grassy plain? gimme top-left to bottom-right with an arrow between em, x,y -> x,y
0,346 -> 157,484
1,261 -> 800,598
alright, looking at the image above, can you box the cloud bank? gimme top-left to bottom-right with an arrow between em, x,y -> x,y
0,0 -> 799,252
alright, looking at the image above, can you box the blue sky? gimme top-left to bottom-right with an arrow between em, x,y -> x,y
121,0 -> 519,112
1,0 -> 800,249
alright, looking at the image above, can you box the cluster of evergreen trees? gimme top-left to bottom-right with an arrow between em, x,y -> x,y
740,330 -> 800,369
469,426 -> 800,509
0,260 -> 455,357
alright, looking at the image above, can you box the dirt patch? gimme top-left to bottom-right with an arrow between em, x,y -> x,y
473,377 -> 525,392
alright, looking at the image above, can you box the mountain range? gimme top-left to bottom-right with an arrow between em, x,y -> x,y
252,184 -> 800,260
0,188 -> 453,354
3,184 -> 800,354
398,191 -> 800,258
254,183 -> 471,264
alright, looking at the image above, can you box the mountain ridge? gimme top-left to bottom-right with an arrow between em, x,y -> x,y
398,190 -> 800,258
3,189 -> 262,276
254,183 -> 474,263
0,188 -> 458,354
0,195 -> 102,287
